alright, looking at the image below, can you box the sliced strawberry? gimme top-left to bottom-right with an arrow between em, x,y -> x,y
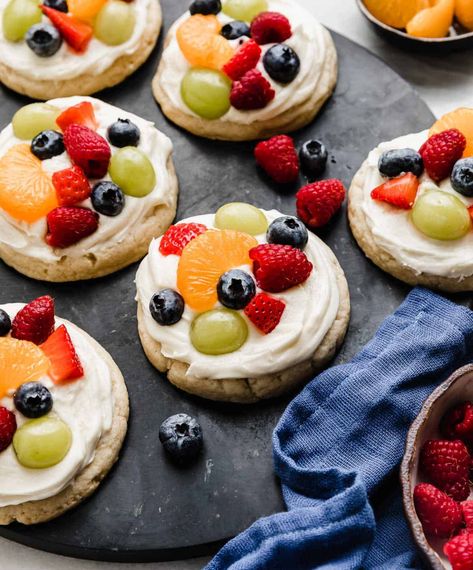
56,102 -> 98,132
63,124 -> 111,179
52,165 -> 91,206
46,206 -> 99,248
469,205 -> 473,222
371,172 -> 419,209
41,324 -> 84,384
244,292 -> 285,334
11,296 -> 55,345
41,5 -> 93,53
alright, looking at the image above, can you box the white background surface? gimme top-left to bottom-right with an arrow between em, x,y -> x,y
2,0 -> 473,569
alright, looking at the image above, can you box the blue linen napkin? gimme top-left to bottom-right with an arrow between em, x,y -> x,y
206,287 -> 473,570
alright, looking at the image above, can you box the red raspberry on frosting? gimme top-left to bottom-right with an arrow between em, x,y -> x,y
244,293 -> 285,335
223,39 -> 262,81
230,69 -> 275,111
46,206 -> 99,249
11,295 -> 55,345
63,124 -> 111,179
419,128 -> 466,182
250,12 -> 292,45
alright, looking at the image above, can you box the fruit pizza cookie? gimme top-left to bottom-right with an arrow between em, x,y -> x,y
0,0 -> 161,99
153,0 -> 337,141
0,296 -> 128,525
349,108 -> 473,292
0,96 -> 178,282
135,203 -> 350,403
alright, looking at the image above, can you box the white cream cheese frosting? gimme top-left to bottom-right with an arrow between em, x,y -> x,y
0,0 -> 151,80
158,0 -> 329,124
360,131 -> 473,279
0,96 -> 174,261
0,303 -> 114,508
135,210 -> 341,379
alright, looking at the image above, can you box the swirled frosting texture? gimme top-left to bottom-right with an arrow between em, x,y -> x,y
135,210 -> 341,379
158,0 -> 329,125
0,96 -> 174,261
360,131 -> 473,279
0,304 -> 114,507
0,0 -> 151,80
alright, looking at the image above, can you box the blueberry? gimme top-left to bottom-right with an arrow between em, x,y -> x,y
159,413 -> 203,465
26,24 -> 63,58
189,0 -> 221,15
150,290 -> 185,326
0,309 -> 11,337
220,20 -> 251,40
43,0 -> 68,12
30,130 -> 65,160
299,140 -> 328,180
267,216 -> 309,250
14,382 -> 53,419
217,270 -> 256,310
91,182 -> 125,217
107,119 -> 141,148
378,148 -> 424,178
451,158 -> 473,197
263,44 -> 300,84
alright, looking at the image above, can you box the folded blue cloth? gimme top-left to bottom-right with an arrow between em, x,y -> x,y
206,287 -> 473,570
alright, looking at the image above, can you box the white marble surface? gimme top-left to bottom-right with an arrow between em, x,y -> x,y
2,1 -> 472,569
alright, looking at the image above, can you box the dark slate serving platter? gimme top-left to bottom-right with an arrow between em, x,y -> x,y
0,0 -> 458,562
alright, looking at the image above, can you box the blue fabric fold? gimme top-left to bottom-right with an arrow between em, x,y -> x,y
206,288 -> 473,570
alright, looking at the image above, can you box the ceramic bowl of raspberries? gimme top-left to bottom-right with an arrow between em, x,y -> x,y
402,364 -> 473,570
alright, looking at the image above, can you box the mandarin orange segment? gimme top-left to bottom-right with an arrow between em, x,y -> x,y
456,0 -> 473,30
406,0 -> 454,38
68,0 -> 108,23
0,144 -> 57,223
177,14 -> 234,69
177,230 -> 258,312
430,108 -> 473,157
0,338 -> 50,399
363,0 -> 430,29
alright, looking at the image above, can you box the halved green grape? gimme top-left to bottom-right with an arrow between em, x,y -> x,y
109,147 -> 156,197
222,0 -> 268,21
190,309 -> 248,355
12,103 -> 61,140
13,416 -> 72,469
411,190 -> 471,241
215,202 -> 268,235
181,68 -> 231,120
3,0 -> 41,42
94,0 -> 136,46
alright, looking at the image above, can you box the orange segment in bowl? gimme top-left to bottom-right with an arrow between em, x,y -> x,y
177,15 -> 234,69
430,108 -> 473,157
363,0 -> 430,29
456,0 -> 473,31
177,230 -> 258,312
406,0 -> 455,38
0,144 -> 57,223
68,0 -> 108,23
0,338 -> 50,399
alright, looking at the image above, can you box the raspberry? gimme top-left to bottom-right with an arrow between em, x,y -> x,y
254,135 -> 299,184
223,39 -> 261,81
230,69 -> 275,111
442,402 -> 473,444
52,165 -> 91,206
462,502 -> 473,530
63,124 -> 111,179
296,179 -> 346,229
414,483 -> 463,538
250,12 -> 292,45
419,128 -> 467,182
444,532 -> 473,570
46,206 -> 99,248
0,407 -> 16,452
244,293 -> 285,334
11,296 -> 55,345
420,439 -> 471,501
159,223 -> 207,256
249,244 -> 313,293
370,172 -> 419,210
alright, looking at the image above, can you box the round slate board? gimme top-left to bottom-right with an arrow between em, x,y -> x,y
0,0 -> 456,563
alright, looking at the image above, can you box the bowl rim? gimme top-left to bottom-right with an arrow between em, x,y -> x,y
400,363 -> 473,570
356,0 -> 473,45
